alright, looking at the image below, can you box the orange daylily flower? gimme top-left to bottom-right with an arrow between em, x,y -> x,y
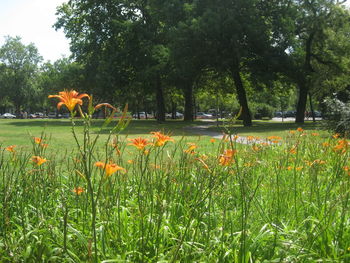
333,139 -> 349,154
322,142 -> 330,147
311,132 -> 319,136
267,136 -> 282,142
289,145 -> 297,154
48,90 -> 90,112
297,127 -> 304,132
184,142 -> 197,154
210,138 -> 216,143
5,145 -> 16,152
332,133 -> 341,139
33,137 -> 42,144
305,159 -> 326,167
252,145 -> 261,152
151,131 -> 174,147
232,135 -> 239,141
72,187 -> 85,195
219,149 -> 237,166
247,136 -> 255,141
95,161 -> 125,177
32,156 -> 48,166
128,137 -> 152,150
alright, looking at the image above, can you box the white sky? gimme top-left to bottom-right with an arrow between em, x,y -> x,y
0,0 -> 349,63
0,0 -> 70,62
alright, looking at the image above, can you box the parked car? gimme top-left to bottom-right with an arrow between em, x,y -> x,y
47,112 -> 62,118
0,113 -> 16,119
196,112 -> 213,119
313,111 -> 322,118
61,113 -> 70,118
284,111 -> 296,117
274,111 -> 283,117
132,112 -> 153,119
165,112 -> 184,119
34,112 -> 45,118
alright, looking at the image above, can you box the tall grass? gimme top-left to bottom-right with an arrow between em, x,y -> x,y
0,98 -> 349,262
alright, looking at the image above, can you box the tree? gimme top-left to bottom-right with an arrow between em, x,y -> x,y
0,36 -> 42,114
273,0 -> 350,123
55,0 -> 171,122
189,0 -> 278,126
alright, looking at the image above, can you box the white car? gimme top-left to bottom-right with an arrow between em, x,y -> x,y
196,112 -> 213,119
0,113 -> 16,119
166,112 -> 184,119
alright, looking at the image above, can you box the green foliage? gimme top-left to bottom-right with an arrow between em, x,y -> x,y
251,103 -> 275,119
323,92 -> 350,136
1,120 -> 349,261
0,36 -> 42,112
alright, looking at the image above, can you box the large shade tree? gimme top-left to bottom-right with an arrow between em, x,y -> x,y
273,0 -> 350,123
0,36 -> 42,114
189,0 -> 279,126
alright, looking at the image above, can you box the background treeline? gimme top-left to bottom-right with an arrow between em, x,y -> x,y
1,0 -> 350,126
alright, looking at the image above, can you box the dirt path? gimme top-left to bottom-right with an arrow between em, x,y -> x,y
184,121 -> 267,145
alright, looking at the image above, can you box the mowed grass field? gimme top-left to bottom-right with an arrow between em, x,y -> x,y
0,119 -> 212,151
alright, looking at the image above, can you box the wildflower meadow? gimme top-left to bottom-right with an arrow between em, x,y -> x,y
0,90 -> 349,262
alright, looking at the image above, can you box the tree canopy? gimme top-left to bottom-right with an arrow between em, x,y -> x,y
1,1 -> 350,124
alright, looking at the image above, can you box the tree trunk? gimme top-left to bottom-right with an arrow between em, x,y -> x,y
232,68 -> 252,127
15,104 -> 21,117
309,92 -> 316,122
295,82 -> 308,123
184,82 -> 194,121
171,102 -> 176,119
156,74 -> 165,122
295,32 -> 314,124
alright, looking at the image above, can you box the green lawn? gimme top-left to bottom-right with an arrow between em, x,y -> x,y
0,119 -> 211,152
0,119 -> 331,150
208,119 -> 330,139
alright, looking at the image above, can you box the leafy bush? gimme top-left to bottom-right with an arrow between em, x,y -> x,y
252,103 -> 275,119
324,94 -> 350,136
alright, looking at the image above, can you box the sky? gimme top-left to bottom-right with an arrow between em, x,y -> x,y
0,0 -> 350,62
0,0 -> 70,62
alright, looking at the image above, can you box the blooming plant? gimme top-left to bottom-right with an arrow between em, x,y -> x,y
2,99 -> 350,262
48,89 -> 130,261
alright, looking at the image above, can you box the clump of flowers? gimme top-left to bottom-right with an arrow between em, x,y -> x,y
5,145 -> 16,153
151,131 -> 174,147
32,156 -> 48,166
219,149 -> 237,166
95,161 -> 125,177
333,139 -> 349,154
267,136 -> 282,144
184,142 -> 197,154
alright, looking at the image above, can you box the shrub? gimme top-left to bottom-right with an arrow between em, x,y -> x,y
323,94 -> 350,136
252,103 -> 274,119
